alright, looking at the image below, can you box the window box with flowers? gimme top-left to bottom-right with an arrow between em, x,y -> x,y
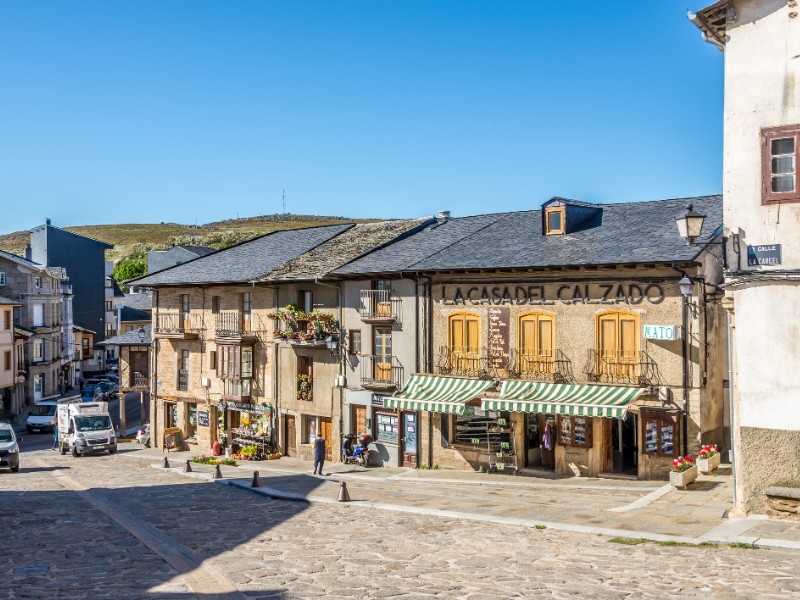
697,444 -> 720,474
669,456 -> 697,489
297,373 -> 313,401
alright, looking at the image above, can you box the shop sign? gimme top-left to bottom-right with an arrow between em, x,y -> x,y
224,401 -> 270,414
442,282 -> 665,306
371,393 -> 388,407
643,325 -> 680,341
487,307 -> 510,370
198,411 -> 209,427
747,244 -> 781,266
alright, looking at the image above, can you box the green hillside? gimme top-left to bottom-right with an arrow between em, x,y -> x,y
0,214 -> 379,262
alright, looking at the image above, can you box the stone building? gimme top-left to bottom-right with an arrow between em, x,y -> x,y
334,196 -> 727,479
0,297 -> 21,418
691,0 -> 800,512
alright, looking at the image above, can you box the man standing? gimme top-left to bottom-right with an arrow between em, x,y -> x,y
313,435 -> 326,475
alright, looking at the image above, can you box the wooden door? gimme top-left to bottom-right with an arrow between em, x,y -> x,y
181,294 -> 191,331
352,405 -> 367,436
285,415 -> 297,457
320,418 -> 333,461
449,313 -> 480,372
598,312 -> 639,380
539,414 -> 556,468
401,412 -> 417,467
242,293 -> 252,332
374,327 -> 392,383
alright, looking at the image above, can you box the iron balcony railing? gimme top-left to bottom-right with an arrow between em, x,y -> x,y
360,355 -> 405,390
154,312 -> 202,336
582,349 -> 660,386
177,369 -> 189,391
435,346 -> 508,379
131,371 -> 149,388
359,290 -> 401,323
509,348 -> 574,384
214,310 -> 260,338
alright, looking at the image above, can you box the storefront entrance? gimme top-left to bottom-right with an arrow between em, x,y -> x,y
401,412 -> 417,468
604,413 -> 637,475
285,414 -> 297,457
526,413 -> 556,469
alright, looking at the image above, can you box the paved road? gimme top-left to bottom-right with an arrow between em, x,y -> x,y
2,448 -> 800,599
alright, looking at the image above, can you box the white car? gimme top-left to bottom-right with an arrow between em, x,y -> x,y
136,424 -> 151,447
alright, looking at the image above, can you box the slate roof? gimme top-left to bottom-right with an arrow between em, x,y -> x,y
120,306 -> 151,323
0,295 -> 20,306
73,325 -> 96,334
258,219 -> 433,281
333,195 -> 723,275
129,224 -> 355,286
147,245 -> 216,274
117,293 -> 153,311
0,249 -> 68,279
14,325 -> 34,337
97,326 -> 151,347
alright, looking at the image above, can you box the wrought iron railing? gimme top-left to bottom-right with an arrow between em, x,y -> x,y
177,369 -> 189,391
435,346 -> 508,379
359,290 -> 402,323
509,348 -> 574,383
360,355 -> 405,389
582,349 -> 660,386
214,310 -> 259,338
131,371 -> 149,388
154,312 -> 202,335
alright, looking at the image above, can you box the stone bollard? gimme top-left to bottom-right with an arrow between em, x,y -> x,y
251,471 -> 262,488
212,464 -> 223,480
338,481 -> 351,502
184,460 -> 192,473
162,457 -> 170,469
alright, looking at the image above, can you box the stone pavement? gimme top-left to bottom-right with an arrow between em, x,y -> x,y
129,445 -> 800,548
3,447 -> 800,599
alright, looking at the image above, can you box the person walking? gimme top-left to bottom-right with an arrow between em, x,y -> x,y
313,435 -> 326,475
51,423 -> 59,451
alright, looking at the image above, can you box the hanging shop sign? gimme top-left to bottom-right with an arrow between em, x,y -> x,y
223,401 -> 271,414
198,411 -> 209,427
441,283 -> 665,306
643,325 -> 681,341
372,393 -> 388,407
747,244 -> 782,266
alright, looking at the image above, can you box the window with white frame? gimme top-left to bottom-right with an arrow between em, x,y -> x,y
34,276 -> 41,288
33,340 -> 44,362
32,304 -> 44,327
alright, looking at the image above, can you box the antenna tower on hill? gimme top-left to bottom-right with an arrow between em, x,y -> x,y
282,189 -> 286,214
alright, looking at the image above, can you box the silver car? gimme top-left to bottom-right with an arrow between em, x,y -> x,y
0,424 -> 21,473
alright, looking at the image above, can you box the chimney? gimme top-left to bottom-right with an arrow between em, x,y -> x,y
24,245 -> 32,261
45,218 -> 51,226
437,210 -> 451,223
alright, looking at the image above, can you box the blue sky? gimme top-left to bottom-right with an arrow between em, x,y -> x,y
0,1 -> 723,232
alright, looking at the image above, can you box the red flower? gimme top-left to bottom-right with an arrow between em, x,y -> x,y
685,456 -> 694,463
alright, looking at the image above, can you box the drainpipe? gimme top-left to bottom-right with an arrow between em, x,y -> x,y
272,289 -> 279,450
425,277 -> 433,468
726,309 -> 737,509
682,291 -> 689,458
153,289 -> 159,448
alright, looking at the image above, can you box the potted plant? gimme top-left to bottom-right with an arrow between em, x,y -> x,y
297,373 -> 313,401
697,444 -> 721,473
273,329 -> 287,340
670,455 -> 698,489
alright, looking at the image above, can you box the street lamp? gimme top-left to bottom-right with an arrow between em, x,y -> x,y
675,204 -> 706,245
679,276 -> 692,457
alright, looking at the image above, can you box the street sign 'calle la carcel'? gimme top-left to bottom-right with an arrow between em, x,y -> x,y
643,325 -> 681,340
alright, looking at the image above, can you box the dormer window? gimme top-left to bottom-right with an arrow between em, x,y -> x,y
545,207 -> 565,235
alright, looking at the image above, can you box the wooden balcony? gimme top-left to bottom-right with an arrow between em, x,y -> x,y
509,349 -> 574,384
360,355 -> 404,391
359,290 -> 401,324
214,310 -> 259,342
153,312 -> 202,339
582,349 -> 660,386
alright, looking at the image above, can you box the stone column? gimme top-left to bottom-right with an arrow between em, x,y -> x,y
119,393 -> 126,437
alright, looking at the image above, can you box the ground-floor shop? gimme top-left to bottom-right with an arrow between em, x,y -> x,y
279,410 -> 337,463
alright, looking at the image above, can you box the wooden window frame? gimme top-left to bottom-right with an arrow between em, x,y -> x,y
298,290 -> 313,314
4,350 -> 11,371
641,409 -> 680,457
762,125 -> 800,204
211,296 -> 221,314
209,350 -> 217,371
544,206 -> 566,235
447,311 -> 481,359
3,309 -> 10,330
348,329 -> 361,355
557,415 -> 593,448
518,311 -> 555,366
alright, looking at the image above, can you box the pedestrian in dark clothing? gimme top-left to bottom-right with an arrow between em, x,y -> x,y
79,376 -> 85,392
313,436 -> 326,475
52,424 -> 59,451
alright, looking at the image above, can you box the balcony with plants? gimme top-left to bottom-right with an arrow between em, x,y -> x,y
269,305 -> 339,348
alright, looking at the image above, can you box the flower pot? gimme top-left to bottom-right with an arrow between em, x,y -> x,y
697,453 -> 721,474
670,465 -> 698,489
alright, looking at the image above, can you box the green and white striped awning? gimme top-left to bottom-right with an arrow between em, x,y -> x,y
481,380 -> 644,419
384,374 -> 494,415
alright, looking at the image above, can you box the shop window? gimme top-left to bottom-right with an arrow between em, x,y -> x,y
303,415 -> 320,444
218,344 -> 253,401
595,310 -> 639,381
453,411 -> 503,446
187,404 -> 198,439
558,415 -> 593,448
518,312 -> 555,376
374,411 -> 398,444
641,409 -> 680,457
348,329 -> 361,355
762,125 -> 800,203
448,312 -> 480,372
166,403 -> 177,429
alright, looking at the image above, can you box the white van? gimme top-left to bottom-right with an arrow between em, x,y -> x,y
26,397 -> 80,433
57,402 -> 117,457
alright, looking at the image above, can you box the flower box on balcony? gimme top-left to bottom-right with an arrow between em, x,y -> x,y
670,465 -> 698,489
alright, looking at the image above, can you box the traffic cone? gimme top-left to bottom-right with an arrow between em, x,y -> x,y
162,457 -> 170,469
212,464 -> 223,480
251,471 -> 262,488
337,481 -> 351,502
184,460 -> 192,473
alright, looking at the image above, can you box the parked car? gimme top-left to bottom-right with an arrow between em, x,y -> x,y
81,386 -> 104,403
136,424 -> 151,448
0,423 -> 22,472
100,373 -> 119,385
106,358 -> 119,371
85,379 -> 117,399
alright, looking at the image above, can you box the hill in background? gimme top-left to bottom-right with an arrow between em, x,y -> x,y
0,214 -> 381,262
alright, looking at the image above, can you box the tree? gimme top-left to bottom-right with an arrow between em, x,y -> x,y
114,258 -> 146,292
